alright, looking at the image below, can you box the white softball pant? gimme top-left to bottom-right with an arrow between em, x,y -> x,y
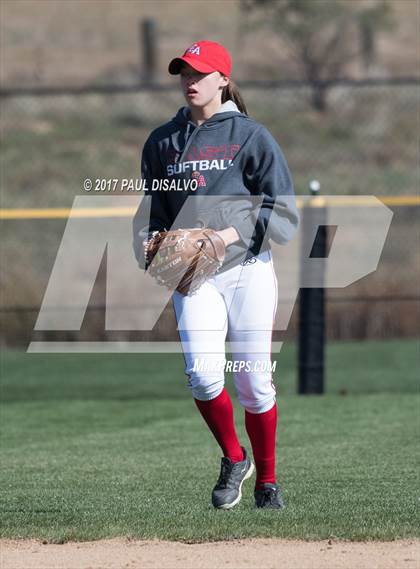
172,249 -> 278,414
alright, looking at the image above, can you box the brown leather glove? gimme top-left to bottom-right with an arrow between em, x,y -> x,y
143,228 -> 226,295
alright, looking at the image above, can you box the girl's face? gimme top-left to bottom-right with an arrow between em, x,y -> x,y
180,63 -> 229,108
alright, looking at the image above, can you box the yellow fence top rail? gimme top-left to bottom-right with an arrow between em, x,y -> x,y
0,196 -> 419,220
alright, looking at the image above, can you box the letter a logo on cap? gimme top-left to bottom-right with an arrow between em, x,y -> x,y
186,43 -> 200,56
169,41 -> 232,77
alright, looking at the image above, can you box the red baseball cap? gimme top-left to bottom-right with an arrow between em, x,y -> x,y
168,41 -> 232,77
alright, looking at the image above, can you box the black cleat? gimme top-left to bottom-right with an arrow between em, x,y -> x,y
211,447 -> 254,509
254,483 -> 285,509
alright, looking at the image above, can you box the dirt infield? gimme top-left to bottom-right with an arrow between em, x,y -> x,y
1,538 -> 419,569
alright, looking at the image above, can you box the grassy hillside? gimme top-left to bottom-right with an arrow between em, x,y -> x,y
1,0 -> 418,86
1,83 -> 418,210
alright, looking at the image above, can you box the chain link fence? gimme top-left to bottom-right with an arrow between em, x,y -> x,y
1,80 -> 419,346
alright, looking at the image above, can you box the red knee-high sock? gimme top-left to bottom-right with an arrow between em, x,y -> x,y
245,403 -> 277,489
194,388 -> 244,463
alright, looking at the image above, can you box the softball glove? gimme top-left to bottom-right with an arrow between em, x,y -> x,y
143,228 -> 226,296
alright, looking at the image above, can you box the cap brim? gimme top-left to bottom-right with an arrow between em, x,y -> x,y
168,56 -> 216,75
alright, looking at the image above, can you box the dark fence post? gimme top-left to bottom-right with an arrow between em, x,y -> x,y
298,180 -> 326,394
140,18 -> 157,83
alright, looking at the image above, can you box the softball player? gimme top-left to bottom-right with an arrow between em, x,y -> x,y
133,41 -> 299,509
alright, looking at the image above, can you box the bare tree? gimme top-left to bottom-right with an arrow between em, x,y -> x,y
241,0 -> 394,111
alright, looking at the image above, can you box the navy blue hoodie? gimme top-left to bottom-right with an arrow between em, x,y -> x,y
133,100 -> 299,273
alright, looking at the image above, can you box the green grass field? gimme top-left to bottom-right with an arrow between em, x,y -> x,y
1,340 -> 419,543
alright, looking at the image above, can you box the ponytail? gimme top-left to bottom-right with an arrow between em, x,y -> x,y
222,79 -> 248,115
